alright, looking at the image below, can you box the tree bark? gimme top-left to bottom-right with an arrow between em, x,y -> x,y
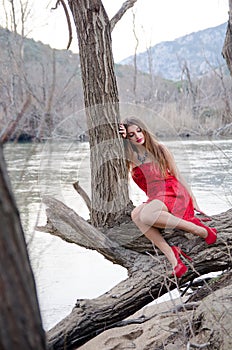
222,0 -> 232,76
0,146 -> 46,350
37,196 -> 232,350
67,0 -> 134,228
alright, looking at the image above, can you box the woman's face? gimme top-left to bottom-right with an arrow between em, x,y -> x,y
127,124 -> 145,145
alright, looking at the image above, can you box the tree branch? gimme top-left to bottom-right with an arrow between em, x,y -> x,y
51,0 -> 73,49
110,0 -> 137,32
37,196 -> 232,349
73,181 -> 91,211
0,96 -> 31,143
46,254 -> 175,349
37,196 -> 137,268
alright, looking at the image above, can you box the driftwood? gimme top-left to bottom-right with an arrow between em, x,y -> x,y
37,196 -> 232,350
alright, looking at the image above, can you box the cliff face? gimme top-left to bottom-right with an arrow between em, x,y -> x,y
79,272 -> 232,350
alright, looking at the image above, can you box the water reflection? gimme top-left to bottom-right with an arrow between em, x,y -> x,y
4,139 -> 232,329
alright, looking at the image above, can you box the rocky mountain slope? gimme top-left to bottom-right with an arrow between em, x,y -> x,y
120,23 -> 227,81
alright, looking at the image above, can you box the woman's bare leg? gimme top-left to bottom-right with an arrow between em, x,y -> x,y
131,205 -> 177,267
139,199 -> 208,238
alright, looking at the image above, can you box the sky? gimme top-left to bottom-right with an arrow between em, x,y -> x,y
7,0 -> 230,62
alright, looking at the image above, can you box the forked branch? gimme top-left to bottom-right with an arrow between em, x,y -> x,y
110,0 -> 137,31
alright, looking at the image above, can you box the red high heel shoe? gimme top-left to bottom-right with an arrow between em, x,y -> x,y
204,227 -> 217,244
189,217 -> 217,245
171,246 -> 192,278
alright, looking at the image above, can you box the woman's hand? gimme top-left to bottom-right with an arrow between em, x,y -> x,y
119,123 -> 127,138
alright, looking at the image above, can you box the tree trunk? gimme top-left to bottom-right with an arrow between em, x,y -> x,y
222,0 -> 232,76
68,0 -> 134,227
37,196 -> 232,350
0,146 -> 46,350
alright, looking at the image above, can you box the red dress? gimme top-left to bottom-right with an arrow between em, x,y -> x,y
131,162 -> 195,221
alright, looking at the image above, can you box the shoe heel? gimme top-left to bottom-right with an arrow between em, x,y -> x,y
171,246 -> 191,278
172,246 -> 192,261
173,262 -> 188,278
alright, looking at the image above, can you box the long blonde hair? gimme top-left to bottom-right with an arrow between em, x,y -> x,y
122,117 -> 173,177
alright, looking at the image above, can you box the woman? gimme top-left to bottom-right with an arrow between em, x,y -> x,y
119,117 -> 217,278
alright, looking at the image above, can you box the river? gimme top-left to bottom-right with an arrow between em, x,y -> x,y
4,138 -> 232,330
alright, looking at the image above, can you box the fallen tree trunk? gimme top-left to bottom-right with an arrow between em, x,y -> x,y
37,196 -> 232,350
77,271 -> 232,350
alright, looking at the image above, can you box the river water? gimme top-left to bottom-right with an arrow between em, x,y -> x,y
4,138 -> 232,330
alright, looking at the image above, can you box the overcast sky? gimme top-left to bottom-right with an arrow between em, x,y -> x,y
29,0 -> 229,62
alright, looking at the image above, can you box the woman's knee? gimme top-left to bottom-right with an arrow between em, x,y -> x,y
139,201 -> 167,225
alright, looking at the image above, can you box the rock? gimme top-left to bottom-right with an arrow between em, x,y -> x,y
188,284 -> 232,350
79,273 -> 232,350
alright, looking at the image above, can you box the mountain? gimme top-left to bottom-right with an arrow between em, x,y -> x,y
120,23 -> 228,81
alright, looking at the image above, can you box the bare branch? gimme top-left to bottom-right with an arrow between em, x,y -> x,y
51,0 -> 73,49
37,196 -> 137,268
110,0 -> 137,32
73,181 -> 91,211
9,0 -> 17,33
132,9 -> 139,100
0,95 -> 31,144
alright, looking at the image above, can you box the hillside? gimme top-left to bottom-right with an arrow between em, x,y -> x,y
120,23 -> 228,81
0,23 -> 231,140
0,26 -> 170,140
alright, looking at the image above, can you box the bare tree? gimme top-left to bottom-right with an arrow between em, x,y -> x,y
2,0 -> 32,36
222,0 -> 232,75
180,60 -> 198,116
132,9 -> 139,102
